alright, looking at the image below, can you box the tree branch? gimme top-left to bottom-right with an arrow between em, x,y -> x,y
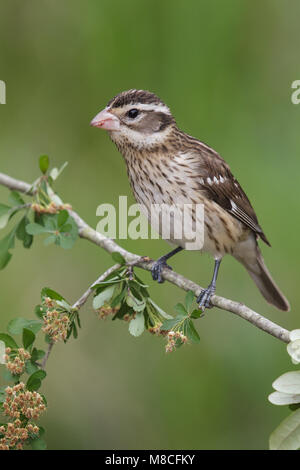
0,171 -> 291,344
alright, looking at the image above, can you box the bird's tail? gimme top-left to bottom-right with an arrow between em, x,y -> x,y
241,246 -> 290,312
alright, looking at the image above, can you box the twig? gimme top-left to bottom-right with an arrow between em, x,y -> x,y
0,171 -> 291,344
72,263 -> 120,310
41,342 -> 54,370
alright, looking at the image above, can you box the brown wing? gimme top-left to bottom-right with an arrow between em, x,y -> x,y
192,140 -> 271,246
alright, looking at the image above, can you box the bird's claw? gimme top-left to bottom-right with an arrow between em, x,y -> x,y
197,285 -> 215,310
151,259 -> 173,284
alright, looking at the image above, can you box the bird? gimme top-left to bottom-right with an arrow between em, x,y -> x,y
90,89 -> 290,312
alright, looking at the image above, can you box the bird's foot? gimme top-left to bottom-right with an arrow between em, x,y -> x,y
151,258 -> 173,284
197,285 -> 216,310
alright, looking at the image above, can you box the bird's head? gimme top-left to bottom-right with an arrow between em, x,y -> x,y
90,89 -> 176,150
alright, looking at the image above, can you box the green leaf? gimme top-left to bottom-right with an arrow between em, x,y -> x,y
26,223 -> 49,235
0,203 -> 11,214
128,282 -> 143,300
41,287 -> 65,302
31,348 -> 45,362
0,226 -> 15,268
16,216 -> 33,248
92,277 -> 123,289
126,294 -> 146,312
57,215 -> 78,249
25,361 -> 39,375
57,210 -> 69,227
0,204 -> 12,230
58,232 -> 75,249
39,155 -> 49,174
148,298 -> 173,319
22,328 -> 35,350
27,379 -> 42,391
0,251 -> 12,270
185,291 -> 195,312
161,317 -> 181,331
111,252 -> 126,264
2,369 -> 20,383
59,223 -> 72,233
174,303 -> 188,317
72,323 -> 78,339
43,234 -> 57,246
75,312 -> 81,328
0,227 -> 16,253
35,304 -> 46,319
93,286 -> 115,309
184,319 -> 200,344
110,287 -> 126,308
129,313 -> 145,337
8,318 -> 42,335
270,408 -> 300,450
27,370 -> 47,392
190,309 -> 202,319
9,191 -> 25,206
56,299 -> 72,311
0,333 -> 18,349
43,216 -> 57,231
0,387 -> 6,403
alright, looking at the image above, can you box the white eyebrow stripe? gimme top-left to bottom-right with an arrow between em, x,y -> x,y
118,103 -> 171,115
137,103 -> 171,114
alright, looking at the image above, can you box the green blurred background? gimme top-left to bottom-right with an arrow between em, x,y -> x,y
0,0 -> 299,450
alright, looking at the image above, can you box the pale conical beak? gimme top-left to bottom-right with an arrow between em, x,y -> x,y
90,108 -> 120,131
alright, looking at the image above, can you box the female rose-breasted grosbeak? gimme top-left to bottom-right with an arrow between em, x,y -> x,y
91,89 -> 290,311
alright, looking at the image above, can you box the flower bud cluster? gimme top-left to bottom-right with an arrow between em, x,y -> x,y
0,383 -> 46,450
165,330 -> 187,353
97,303 -> 119,319
5,348 -> 31,375
42,307 -> 70,342
148,322 -> 164,336
31,202 -> 72,215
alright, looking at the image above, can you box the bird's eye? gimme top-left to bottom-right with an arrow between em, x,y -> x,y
127,108 -> 139,119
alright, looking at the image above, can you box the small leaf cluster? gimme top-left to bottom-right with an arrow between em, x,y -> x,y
93,253 -> 173,339
161,291 -> 201,352
37,287 -> 81,342
0,191 -> 33,269
93,254 -> 201,352
0,156 -> 77,270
